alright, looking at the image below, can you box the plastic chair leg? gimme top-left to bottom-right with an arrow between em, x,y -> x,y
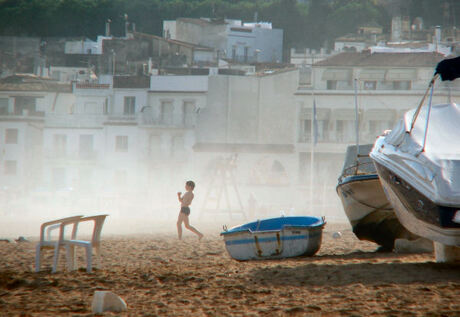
85,246 -> 92,273
66,245 -> 76,271
52,246 -> 60,273
35,245 -> 42,272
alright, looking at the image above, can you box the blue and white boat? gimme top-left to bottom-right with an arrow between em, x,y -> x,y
337,144 -> 417,251
221,216 -> 325,260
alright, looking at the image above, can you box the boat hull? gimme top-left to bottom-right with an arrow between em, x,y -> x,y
374,161 -> 460,247
337,174 -> 415,250
221,217 -> 324,261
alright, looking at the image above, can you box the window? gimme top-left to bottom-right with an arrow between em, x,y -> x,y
124,96 -> 136,115
4,160 -> 17,175
317,120 -> 330,142
326,80 -> 337,90
299,67 -> 312,86
79,135 -> 94,158
363,81 -> 377,90
14,96 -> 36,115
299,119 -> 312,142
115,136 -> 128,152
103,98 -> 109,114
160,101 -> 174,125
183,101 -> 195,127
5,129 -> 18,144
299,119 -> 329,143
54,134 -> 67,157
51,70 -> 61,81
393,81 -> 411,90
0,98 -> 8,115
336,120 -> 354,143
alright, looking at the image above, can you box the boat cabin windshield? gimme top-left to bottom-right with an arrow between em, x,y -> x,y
339,144 -> 376,180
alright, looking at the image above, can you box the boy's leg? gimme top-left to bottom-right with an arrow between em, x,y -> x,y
177,212 -> 184,240
183,214 -> 203,240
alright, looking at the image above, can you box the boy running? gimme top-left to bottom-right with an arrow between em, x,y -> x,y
177,180 -> 203,240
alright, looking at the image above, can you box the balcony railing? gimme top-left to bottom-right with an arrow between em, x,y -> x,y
45,151 -> 98,161
0,110 -> 45,119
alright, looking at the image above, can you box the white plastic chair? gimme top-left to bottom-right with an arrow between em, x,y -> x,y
64,215 -> 108,273
35,215 -> 83,273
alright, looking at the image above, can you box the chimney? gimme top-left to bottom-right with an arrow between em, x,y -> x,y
391,16 -> 402,42
105,19 -> 111,37
124,13 -> 129,37
435,25 -> 441,44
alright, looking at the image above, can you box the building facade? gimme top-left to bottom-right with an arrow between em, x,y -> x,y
163,18 -> 283,63
294,51 -> 459,218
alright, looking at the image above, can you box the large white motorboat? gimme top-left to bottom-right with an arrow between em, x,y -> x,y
370,56 -> 460,262
371,102 -> 460,261
337,144 -> 417,251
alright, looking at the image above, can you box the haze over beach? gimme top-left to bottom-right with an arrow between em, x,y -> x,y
1,225 -> 459,316
1,0 -> 459,315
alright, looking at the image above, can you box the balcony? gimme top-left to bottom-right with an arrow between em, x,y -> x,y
105,114 -> 137,126
138,113 -> 195,129
0,109 -> 45,121
45,150 -> 98,161
46,114 -> 107,128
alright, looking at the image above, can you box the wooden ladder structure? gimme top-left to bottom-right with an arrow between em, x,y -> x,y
199,155 -> 246,220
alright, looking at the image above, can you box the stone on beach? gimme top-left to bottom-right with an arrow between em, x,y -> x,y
91,291 -> 127,313
332,232 -> 342,239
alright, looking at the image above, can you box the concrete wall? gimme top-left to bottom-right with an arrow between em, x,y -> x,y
226,26 -> 283,63
199,70 -> 298,145
175,20 -> 227,52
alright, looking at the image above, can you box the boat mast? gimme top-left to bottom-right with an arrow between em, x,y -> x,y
354,78 -> 360,166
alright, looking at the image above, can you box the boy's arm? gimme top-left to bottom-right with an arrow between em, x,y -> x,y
177,192 -> 182,202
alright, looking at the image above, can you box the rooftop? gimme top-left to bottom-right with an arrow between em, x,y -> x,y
134,32 -> 214,51
314,51 -> 445,68
0,74 -> 72,92
177,18 -> 227,27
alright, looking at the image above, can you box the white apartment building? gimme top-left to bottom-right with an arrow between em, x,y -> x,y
163,18 -> 283,63
295,51 -> 459,216
43,82 -> 109,193
0,75 -> 73,193
0,69 -> 303,219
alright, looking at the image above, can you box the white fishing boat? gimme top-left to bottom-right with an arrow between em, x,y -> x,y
371,57 -> 460,262
337,144 -> 417,250
221,216 -> 325,261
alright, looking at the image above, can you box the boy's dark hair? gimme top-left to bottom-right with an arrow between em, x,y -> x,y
186,180 -> 195,190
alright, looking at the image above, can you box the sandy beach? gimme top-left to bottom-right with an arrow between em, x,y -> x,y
0,223 -> 459,316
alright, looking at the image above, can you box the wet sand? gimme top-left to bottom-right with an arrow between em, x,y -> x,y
0,224 -> 459,316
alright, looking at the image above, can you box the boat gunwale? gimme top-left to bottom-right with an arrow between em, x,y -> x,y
337,174 -> 379,189
220,222 -> 325,236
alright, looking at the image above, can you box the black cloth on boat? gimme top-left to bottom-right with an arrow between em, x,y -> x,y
435,56 -> 460,81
